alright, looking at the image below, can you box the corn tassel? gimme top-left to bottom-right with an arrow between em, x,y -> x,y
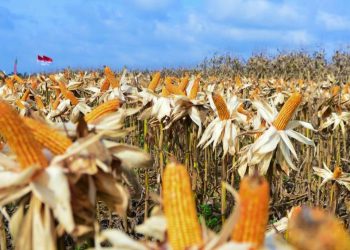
163,162 -> 203,250
189,77 -> 200,100
287,207 -> 350,250
84,99 -> 121,123
272,93 -> 302,130
23,117 -> 72,155
231,175 -> 270,248
165,77 -> 185,96
0,100 -> 47,169
147,72 -> 161,91
104,66 -> 119,88
213,93 -> 230,120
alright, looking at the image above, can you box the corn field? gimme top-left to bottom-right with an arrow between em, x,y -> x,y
0,53 -> 350,250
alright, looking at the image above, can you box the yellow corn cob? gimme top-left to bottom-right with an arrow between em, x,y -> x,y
100,79 -> 110,93
5,78 -> 14,91
30,77 -> 39,89
104,66 -> 119,88
49,75 -> 58,85
84,99 -> 121,123
235,75 -> 242,87
147,72 -> 161,91
331,85 -> 340,97
15,100 -> 25,110
237,103 -> 251,118
179,74 -> 189,92
35,96 -> 45,110
13,75 -> 24,84
287,207 -> 350,250
189,77 -> 200,100
297,79 -> 304,87
163,162 -> 203,250
161,86 -> 170,97
52,95 -> 61,110
21,89 -> 30,101
0,100 -> 47,169
231,175 -> 270,248
272,93 -> 302,130
23,117 -> 72,155
58,81 -> 79,105
165,77 -> 185,96
333,166 -> 342,179
212,93 -> 230,120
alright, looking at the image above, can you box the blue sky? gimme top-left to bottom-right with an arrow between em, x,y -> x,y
1,0 -> 350,73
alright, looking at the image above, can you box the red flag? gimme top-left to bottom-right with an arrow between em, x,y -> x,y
42,55 -> 53,62
37,54 -> 53,65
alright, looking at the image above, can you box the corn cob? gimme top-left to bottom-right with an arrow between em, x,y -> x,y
165,77 -> 185,96
163,162 -> 203,250
179,74 -> 189,92
272,93 -> 302,130
30,77 -> 39,89
58,81 -> 79,105
23,117 -> 72,155
212,93 -> 230,120
147,72 -> 161,91
237,103 -> 251,117
100,79 -> 110,93
35,96 -> 45,110
333,166 -> 342,179
52,95 -> 61,110
21,89 -> 30,101
287,207 -> 350,250
5,78 -> 14,91
231,175 -> 270,248
331,85 -> 340,97
161,86 -> 170,97
235,75 -> 242,87
0,100 -> 47,169
13,75 -> 24,84
84,99 -> 121,123
104,66 -> 119,88
189,76 -> 200,100
49,75 -> 58,85
15,100 -> 25,110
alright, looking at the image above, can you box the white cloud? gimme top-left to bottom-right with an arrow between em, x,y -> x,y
317,11 -> 350,31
